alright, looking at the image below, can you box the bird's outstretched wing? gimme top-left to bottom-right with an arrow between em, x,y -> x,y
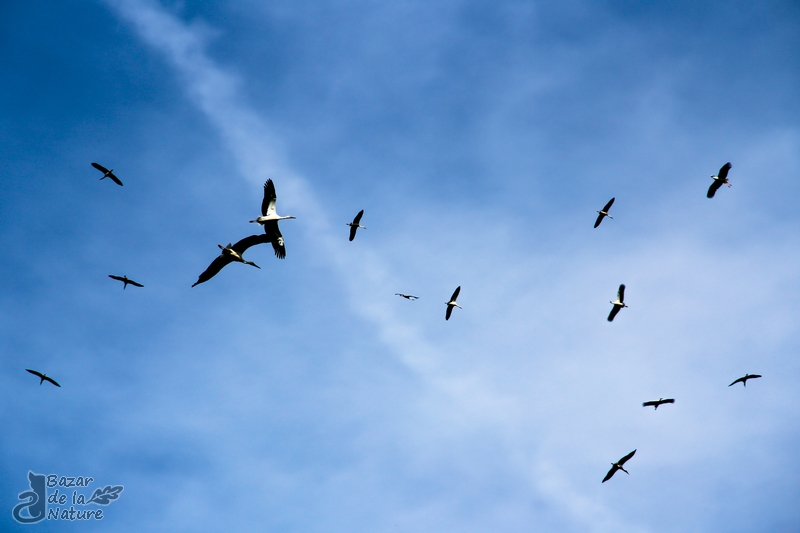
352,210 -> 364,225
109,275 -> 125,283
107,173 -> 123,186
729,376 -> 745,387
260,220 -> 286,259
44,375 -> 61,387
26,369 -> 44,379
718,162 -> 732,180
192,254 -> 234,287
450,286 -> 461,302
618,449 -> 636,466
608,305 -> 620,322
91,162 -> 109,174
602,197 -> 615,212
261,179 -> 277,217
128,279 -> 144,287
661,398 -> 675,405
642,400 -> 658,407
231,233 -> 274,255
617,284 -> 626,303
349,225 -> 358,241
446,305 -> 453,321
707,179 -> 723,198
602,465 -> 618,483
594,213 -> 605,228
750,374 -> 762,380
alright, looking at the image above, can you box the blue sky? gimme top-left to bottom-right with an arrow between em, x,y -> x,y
1,1 -> 799,531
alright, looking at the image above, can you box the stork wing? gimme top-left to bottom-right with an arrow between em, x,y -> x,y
128,279 -> 144,287
44,375 -> 61,387
729,376 -> 745,387
750,374 -> 762,380
446,305 -> 453,321
261,179 -> 277,216
602,197 -> 615,212
352,210 -> 364,225
718,162 -> 732,180
607,305 -> 620,322
259,221 -> 286,259
91,162 -> 109,174
26,369 -> 44,379
231,233 -> 274,255
192,253 -> 235,287
594,213 -> 605,228
108,275 -> 125,283
602,465 -> 618,483
661,398 -> 675,404
707,179 -> 723,198
617,284 -> 626,303
642,401 -> 658,407
349,225 -> 358,241
617,449 -> 636,466
107,172 -> 123,186
450,286 -> 461,302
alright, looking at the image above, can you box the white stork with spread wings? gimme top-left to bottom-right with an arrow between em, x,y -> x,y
607,284 -> 628,322
249,179 -> 295,259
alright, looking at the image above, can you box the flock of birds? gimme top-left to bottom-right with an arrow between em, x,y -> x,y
23,159 -> 757,485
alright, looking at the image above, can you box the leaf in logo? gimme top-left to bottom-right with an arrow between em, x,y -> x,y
88,485 -> 124,505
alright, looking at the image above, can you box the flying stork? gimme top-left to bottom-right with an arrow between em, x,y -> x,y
445,286 -> 462,320
729,374 -> 761,387
249,179 -> 295,259
347,210 -> 366,241
602,449 -> 636,483
26,369 -> 61,387
395,293 -> 419,300
642,398 -> 675,410
108,275 -> 144,289
192,234 -> 277,287
594,198 -> 615,228
91,162 -> 123,186
607,284 -> 628,322
707,162 -> 732,198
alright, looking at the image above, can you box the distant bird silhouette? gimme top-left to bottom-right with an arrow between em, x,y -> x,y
643,398 -> 675,410
108,275 -> 143,289
347,210 -> 366,241
445,286 -> 462,320
91,162 -> 123,186
26,369 -> 61,387
729,374 -> 761,387
395,293 -> 419,300
602,449 -> 636,483
192,234 -> 276,287
594,197 -> 615,228
607,284 -> 628,322
249,179 -> 294,259
707,162 -> 732,198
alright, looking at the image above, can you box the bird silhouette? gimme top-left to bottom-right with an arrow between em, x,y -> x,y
91,162 -> 123,186
642,398 -> 674,410
445,286 -> 462,320
192,234 -> 275,287
26,369 -> 61,387
594,197 -> 615,228
602,450 -> 636,483
395,293 -> 419,300
729,374 -> 761,387
607,284 -> 628,322
707,162 -> 732,198
347,210 -> 366,241
108,275 -> 143,289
